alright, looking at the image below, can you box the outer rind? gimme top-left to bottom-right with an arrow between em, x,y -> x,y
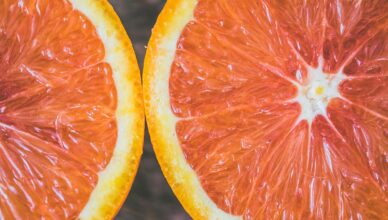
68,0 -> 144,219
143,0 -> 240,219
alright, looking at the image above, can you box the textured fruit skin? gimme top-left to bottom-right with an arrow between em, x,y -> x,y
145,0 -> 388,219
0,0 -> 144,219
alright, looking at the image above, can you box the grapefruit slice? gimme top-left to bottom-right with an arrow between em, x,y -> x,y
0,0 -> 144,219
144,0 -> 388,219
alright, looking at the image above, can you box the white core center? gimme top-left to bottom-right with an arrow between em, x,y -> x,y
294,60 -> 345,125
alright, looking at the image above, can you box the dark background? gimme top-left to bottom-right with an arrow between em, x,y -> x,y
108,1 -> 191,219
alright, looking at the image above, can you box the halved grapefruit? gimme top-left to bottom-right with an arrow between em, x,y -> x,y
0,0 -> 144,219
144,0 -> 388,219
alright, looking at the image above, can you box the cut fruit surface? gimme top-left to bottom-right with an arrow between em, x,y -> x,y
144,0 -> 388,219
0,0 -> 144,219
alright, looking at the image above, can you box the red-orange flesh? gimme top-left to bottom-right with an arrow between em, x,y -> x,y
0,0 -> 117,218
169,0 -> 388,218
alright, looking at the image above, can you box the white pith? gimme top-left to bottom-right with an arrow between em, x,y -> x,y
67,1 -> 143,219
145,0 -> 241,219
293,58 -> 346,125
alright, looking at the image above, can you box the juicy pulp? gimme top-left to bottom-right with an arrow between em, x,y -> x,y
169,0 -> 388,219
0,0 -> 117,218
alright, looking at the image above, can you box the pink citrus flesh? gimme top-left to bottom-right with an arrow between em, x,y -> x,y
169,0 -> 388,218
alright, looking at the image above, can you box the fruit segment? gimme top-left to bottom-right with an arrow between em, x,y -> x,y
169,0 -> 388,218
0,0 -> 117,218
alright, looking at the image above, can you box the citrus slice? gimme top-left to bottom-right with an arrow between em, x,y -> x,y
144,0 -> 388,219
0,0 -> 144,219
